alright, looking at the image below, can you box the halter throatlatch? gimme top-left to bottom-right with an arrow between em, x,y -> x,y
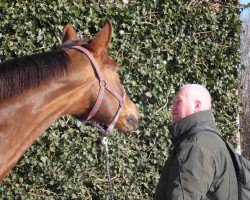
71,45 -> 125,135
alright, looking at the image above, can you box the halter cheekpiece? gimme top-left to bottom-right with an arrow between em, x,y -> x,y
71,46 -> 125,135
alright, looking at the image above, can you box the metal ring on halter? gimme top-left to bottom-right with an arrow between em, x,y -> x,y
100,80 -> 106,87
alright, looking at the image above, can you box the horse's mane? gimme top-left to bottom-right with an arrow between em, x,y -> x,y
0,50 -> 71,100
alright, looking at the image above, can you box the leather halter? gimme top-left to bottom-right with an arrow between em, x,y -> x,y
71,46 -> 125,135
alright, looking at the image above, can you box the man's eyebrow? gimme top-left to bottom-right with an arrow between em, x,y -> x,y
173,96 -> 181,102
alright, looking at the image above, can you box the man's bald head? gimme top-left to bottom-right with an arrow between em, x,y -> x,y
180,84 -> 212,111
171,84 -> 212,122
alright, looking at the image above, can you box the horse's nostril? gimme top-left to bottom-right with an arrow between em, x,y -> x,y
126,114 -> 139,129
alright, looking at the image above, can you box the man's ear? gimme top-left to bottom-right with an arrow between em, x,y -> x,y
194,100 -> 201,111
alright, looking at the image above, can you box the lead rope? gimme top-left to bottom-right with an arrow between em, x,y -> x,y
102,136 -> 115,200
70,46 -> 123,199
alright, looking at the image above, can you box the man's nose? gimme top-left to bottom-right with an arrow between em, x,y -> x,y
169,105 -> 173,110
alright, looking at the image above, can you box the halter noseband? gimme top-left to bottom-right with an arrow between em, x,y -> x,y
71,46 -> 125,135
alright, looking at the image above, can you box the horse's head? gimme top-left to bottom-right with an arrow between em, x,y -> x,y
61,20 -> 140,134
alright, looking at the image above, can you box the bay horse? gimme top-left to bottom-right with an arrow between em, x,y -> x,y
0,20 -> 140,181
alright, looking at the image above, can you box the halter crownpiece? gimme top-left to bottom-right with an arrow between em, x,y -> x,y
71,45 -> 125,135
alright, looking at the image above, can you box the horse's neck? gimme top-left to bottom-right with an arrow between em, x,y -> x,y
0,62 -> 95,181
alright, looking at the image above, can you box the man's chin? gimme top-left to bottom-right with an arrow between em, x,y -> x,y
172,115 -> 179,123
172,118 -> 178,123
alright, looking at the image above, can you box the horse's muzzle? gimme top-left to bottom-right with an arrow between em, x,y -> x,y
126,114 -> 140,132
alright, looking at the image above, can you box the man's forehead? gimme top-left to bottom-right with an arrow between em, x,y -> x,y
174,92 -> 186,100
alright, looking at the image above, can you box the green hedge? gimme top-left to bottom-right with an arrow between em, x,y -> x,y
0,1 -> 241,199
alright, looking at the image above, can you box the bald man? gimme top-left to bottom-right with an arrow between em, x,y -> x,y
154,84 -> 238,200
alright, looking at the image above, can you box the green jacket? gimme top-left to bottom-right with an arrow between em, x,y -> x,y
154,110 -> 238,200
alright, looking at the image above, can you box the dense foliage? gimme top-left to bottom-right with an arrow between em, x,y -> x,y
0,0 -> 241,199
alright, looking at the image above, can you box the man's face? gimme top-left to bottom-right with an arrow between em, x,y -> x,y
171,88 -> 195,123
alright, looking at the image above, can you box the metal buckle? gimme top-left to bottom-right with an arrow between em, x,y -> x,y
100,80 -> 106,87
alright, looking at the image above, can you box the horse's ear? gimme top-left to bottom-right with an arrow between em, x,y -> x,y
62,23 -> 79,43
89,20 -> 112,54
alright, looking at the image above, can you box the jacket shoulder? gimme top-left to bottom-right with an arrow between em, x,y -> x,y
176,130 -> 229,164
181,130 -> 226,150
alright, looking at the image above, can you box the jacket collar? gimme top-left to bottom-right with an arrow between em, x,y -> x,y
168,110 -> 216,144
